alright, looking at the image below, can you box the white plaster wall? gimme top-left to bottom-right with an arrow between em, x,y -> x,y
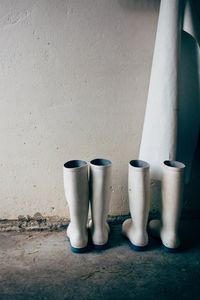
0,0 -> 159,219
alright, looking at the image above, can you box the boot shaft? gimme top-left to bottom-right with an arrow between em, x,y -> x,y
161,160 -> 185,232
128,160 -> 150,227
63,160 -> 89,227
89,158 -> 112,227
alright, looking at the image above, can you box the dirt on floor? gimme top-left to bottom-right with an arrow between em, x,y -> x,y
0,220 -> 200,300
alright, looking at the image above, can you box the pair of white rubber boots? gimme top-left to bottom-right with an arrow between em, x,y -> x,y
63,158 -> 112,253
122,159 -> 185,252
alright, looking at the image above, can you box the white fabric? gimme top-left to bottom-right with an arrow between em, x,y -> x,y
139,0 -> 200,182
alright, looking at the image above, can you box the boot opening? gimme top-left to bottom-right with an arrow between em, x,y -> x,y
64,160 -> 87,169
130,160 -> 149,168
90,158 -> 111,166
164,160 -> 185,169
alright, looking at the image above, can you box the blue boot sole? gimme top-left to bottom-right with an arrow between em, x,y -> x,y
92,243 -> 108,250
70,244 -> 89,254
65,236 -> 90,254
122,234 -> 148,251
162,244 -> 181,253
127,240 -> 149,252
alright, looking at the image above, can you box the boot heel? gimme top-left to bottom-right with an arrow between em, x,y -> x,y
162,244 -> 181,253
128,241 -> 148,252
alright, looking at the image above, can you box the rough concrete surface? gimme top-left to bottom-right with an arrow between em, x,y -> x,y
0,220 -> 200,300
0,0 -> 160,219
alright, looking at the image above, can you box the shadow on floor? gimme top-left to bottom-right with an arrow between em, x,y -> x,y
0,219 -> 200,300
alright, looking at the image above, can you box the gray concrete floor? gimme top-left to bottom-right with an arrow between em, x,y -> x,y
0,220 -> 200,300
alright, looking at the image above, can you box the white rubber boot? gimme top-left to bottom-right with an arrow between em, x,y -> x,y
149,160 -> 185,252
122,160 -> 150,251
89,158 -> 112,250
63,160 -> 89,253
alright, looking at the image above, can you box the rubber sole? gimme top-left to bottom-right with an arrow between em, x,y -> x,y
92,243 -> 108,251
148,229 -> 181,253
127,240 -> 149,252
122,234 -> 148,252
66,236 -> 90,254
70,244 -> 89,254
162,244 -> 181,253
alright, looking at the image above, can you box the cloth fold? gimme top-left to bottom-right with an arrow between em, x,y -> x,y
139,0 -> 200,182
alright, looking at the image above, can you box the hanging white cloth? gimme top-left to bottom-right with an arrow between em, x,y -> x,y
139,0 -> 200,183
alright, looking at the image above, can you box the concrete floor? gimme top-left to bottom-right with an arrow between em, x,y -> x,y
0,220 -> 200,300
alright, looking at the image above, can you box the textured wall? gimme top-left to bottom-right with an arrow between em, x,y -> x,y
0,0 -> 171,219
